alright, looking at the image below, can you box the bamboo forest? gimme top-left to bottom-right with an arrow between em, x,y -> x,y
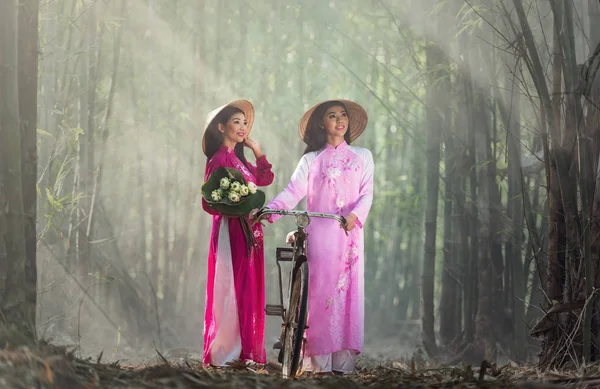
1,0 -> 600,387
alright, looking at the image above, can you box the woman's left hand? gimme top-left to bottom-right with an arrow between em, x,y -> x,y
249,208 -> 260,225
344,213 -> 358,231
244,137 -> 264,158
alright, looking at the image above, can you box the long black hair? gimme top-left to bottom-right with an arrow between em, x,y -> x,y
303,101 -> 352,155
204,105 -> 249,166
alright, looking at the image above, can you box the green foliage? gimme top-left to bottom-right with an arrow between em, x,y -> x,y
33,0 -> 555,353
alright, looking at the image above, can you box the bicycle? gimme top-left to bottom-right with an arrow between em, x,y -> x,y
256,207 -> 347,379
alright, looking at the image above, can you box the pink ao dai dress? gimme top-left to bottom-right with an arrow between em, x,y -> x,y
266,141 -> 374,372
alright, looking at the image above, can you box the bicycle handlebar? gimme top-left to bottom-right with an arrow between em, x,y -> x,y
257,207 -> 347,228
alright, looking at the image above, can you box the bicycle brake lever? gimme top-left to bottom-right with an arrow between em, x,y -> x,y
256,207 -> 269,220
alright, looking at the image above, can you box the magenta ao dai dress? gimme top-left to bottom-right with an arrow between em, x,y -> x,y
202,146 -> 274,365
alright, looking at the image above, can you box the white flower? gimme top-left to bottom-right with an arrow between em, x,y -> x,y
336,198 -> 345,208
219,177 -> 230,189
248,182 -> 257,194
230,181 -> 241,192
211,190 -> 222,201
240,185 -> 249,196
228,192 -> 241,203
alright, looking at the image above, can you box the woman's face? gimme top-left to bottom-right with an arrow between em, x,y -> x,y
219,112 -> 248,146
321,105 -> 348,139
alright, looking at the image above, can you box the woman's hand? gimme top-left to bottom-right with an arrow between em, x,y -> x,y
344,213 -> 358,231
244,137 -> 264,159
249,208 -> 260,225
249,208 -> 269,226
286,231 -> 296,245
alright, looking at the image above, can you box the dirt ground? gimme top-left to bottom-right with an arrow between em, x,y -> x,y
1,342 -> 600,389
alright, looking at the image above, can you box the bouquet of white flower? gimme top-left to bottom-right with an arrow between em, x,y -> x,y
202,167 -> 264,216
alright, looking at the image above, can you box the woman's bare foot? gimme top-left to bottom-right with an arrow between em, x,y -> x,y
266,360 -> 282,370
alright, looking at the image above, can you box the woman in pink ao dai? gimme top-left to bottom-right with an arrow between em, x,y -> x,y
265,99 -> 374,374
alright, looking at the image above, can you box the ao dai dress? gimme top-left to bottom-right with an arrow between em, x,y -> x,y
202,146 -> 274,366
266,141 -> 374,361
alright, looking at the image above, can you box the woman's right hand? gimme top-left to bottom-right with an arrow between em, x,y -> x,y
285,231 -> 296,245
244,137 -> 264,159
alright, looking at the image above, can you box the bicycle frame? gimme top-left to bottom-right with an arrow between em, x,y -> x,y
270,229 -> 308,321
260,208 -> 347,377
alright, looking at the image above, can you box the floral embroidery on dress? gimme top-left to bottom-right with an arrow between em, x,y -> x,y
344,241 -> 359,267
325,297 -> 334,309
322,163 -> 341,187
336,198 -> 345,209
328,166 -> 341,178
341,157 -> 360,172
321,149 -> 360,189
251,227 -> 264,253
326,237 -> 358,308
336,274 -> 348,293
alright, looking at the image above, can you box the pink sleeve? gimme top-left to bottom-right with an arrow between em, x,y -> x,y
265,155 -> 310,223
202,156 -> 223,216
246,155 -> 275,186
350,150 -> 374,228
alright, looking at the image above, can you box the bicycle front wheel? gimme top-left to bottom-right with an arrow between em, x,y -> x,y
282,260 -> 309,379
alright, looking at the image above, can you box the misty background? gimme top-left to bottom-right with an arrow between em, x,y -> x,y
32,0 -> 600,366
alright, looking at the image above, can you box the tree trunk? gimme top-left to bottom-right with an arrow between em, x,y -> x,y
410,144 -> 424,321
421,38 -> 445,358
591,1 -> 600,49
17,0 -> 39,335
504,52 -> 526,356
455,167 -> 467,338
473,75 -> 496,361
0,0 -> 36,341
439,118 -> 458,346
454,22 -> 477,343
77,0 -> 98,278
